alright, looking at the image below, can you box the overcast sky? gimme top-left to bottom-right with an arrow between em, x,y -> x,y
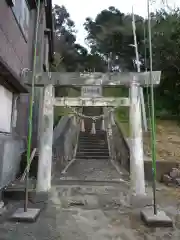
53,0 -> 180,46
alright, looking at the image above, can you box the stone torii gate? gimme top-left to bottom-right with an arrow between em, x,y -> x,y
24,71 -> 161,201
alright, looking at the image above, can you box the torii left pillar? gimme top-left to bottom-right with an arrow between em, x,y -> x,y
129,79 -> 152,207
37,84 -> 54,192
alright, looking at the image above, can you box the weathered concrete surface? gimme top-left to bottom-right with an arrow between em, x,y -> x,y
37,84 -> 54,192
52,116 -> 80,173
111,123 -> 130,172
0,134 -> 24,189
0,158 -> 180,239
58,158 -> 127,182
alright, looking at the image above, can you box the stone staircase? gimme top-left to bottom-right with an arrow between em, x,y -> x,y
76,131 -> 110,160
75,107 -> 110,160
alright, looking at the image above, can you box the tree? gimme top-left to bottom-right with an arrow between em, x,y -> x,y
53,5 -> 79,71
52,5 -> 107,72
84,7 -> 144,71
149,9 -> 180,115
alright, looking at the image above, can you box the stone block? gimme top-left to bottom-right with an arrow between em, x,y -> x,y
0,201 -> 6,215
10,208 -> 41,222
175,178 -> 180,186
162,174 -> 173,185
169,168 -> 180,178
141,206 -> 173,227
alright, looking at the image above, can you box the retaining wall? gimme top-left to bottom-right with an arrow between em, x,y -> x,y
52,116 -> 80,174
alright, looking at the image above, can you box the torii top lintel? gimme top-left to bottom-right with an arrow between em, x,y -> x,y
24,71 -> 161,87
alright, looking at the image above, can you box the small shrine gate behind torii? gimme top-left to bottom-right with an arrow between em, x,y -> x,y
24,71 -> 161,201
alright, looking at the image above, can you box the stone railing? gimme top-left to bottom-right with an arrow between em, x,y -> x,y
52,115 -> 80,173
111,121 -> 130,172
104,107 -> 130,172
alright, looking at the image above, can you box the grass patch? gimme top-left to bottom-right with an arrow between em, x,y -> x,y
103,86 -> 130,137
103,86 -> 128,97
117,121 -> 129,138
115,107 -> 129,137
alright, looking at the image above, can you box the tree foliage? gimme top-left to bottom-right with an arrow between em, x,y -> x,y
84,7 -> 144,71
150,9 -> 180,115
52,5 -> 107,72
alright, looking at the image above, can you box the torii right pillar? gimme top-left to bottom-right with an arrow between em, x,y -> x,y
129,78 -> 152,207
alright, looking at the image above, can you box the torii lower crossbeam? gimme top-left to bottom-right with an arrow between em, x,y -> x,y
54,97 -> 130,107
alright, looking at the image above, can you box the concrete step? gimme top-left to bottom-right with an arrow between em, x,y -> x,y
79,136 -> 107,140
79,137 -> 107,140
79,136 -> 107,139
79,132 -> 106,135
77,148 -> 109,152
78,146 -> 108,149
78,143 -> 108,147
79,142 -> 107,144
80,127 -> 103,129
76,149 -> 109,153
53,179 -> 126,186
79,132 -> 107,136
77,144 -> 109,151
78,137 -> 107,141
79,140 -> 107,146
76,151 -> 110,156
78,143 -> 108,146
80,130 -> 106,133
78,139 -> 107,142
75,157 -> 110,160
75,155 -> 110,159
80,128 -> 103,130
80,131 -> 104,135
79,134 -> 106,138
